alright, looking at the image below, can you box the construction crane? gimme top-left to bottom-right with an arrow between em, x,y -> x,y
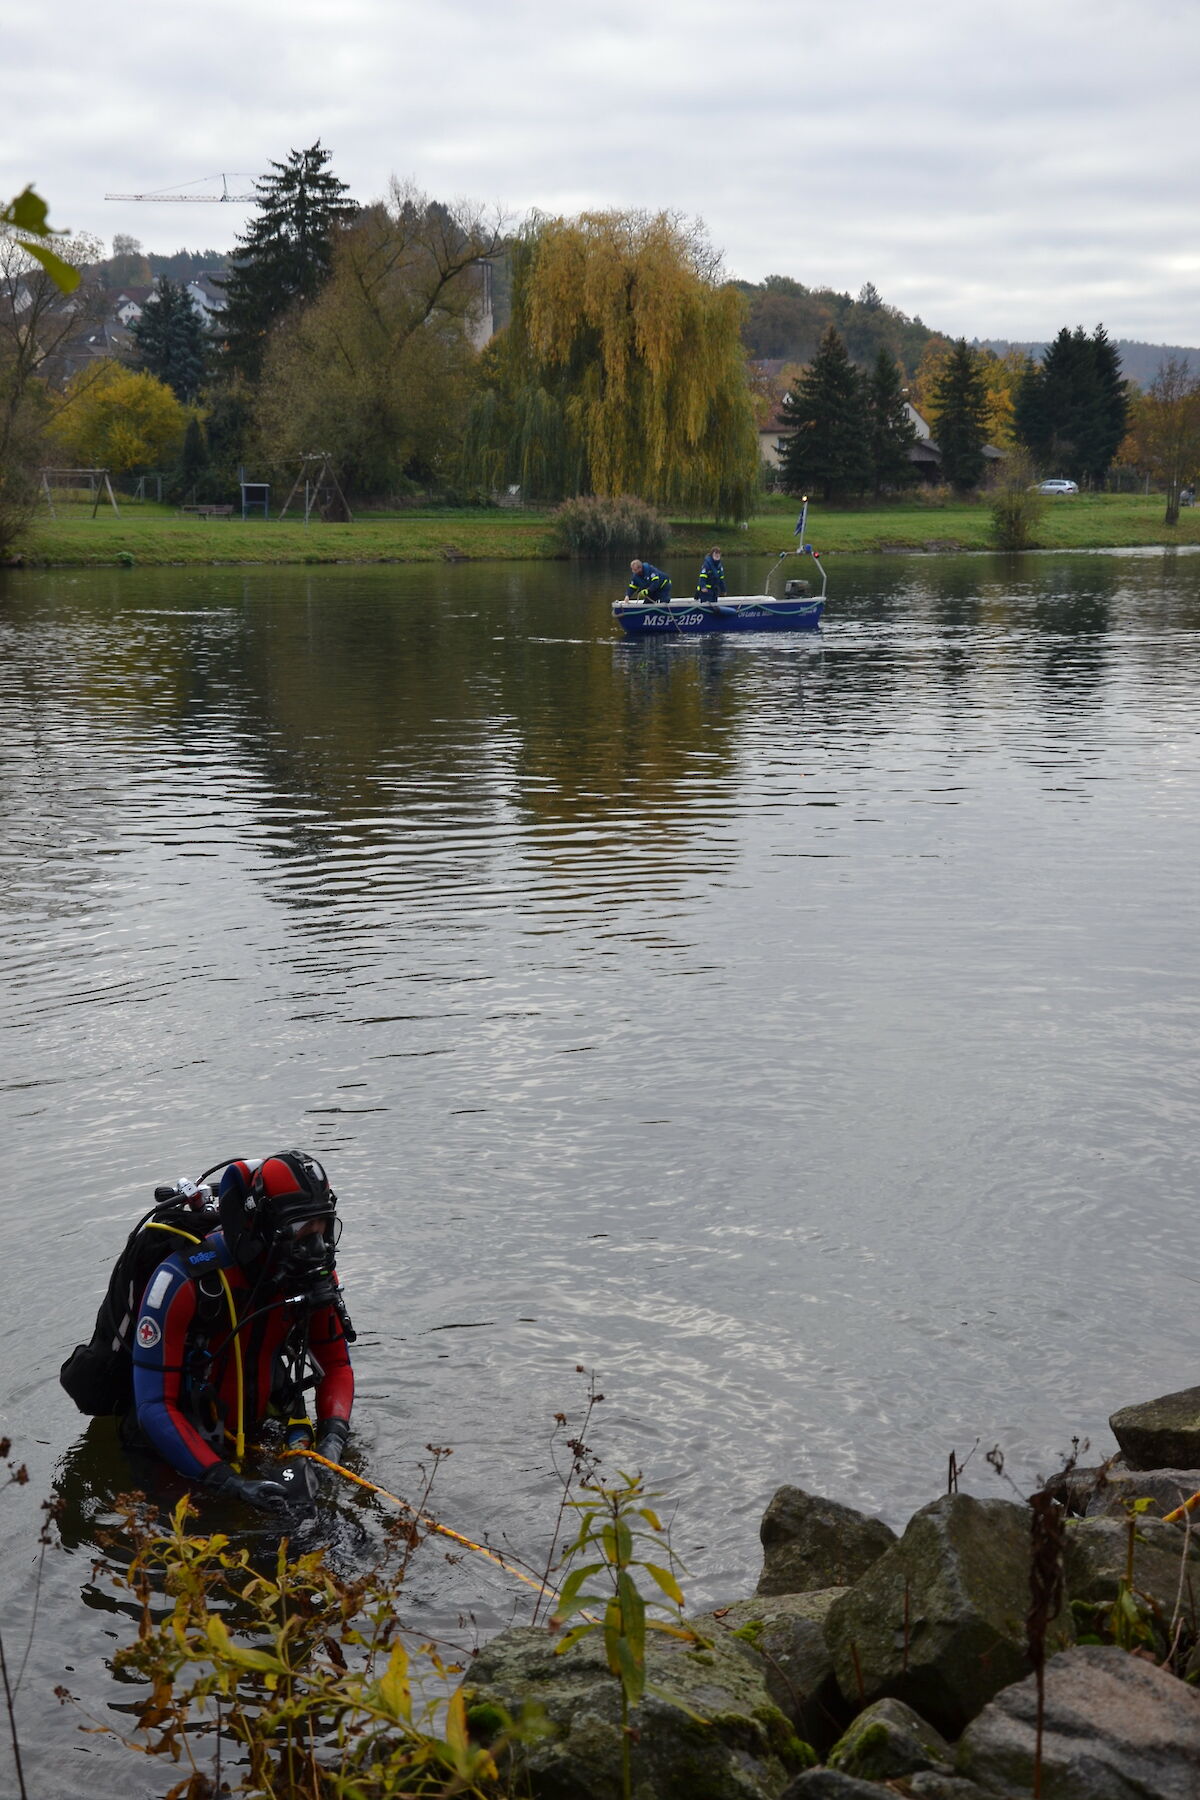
104,174 -> 258,203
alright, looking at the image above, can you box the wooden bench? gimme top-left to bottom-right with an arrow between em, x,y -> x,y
178,504 -> 235,519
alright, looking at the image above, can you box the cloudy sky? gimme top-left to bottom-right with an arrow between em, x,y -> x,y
7,0 -> 1198,343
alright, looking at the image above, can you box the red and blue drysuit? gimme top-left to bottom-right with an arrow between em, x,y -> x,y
130,1228 -> 353,1481
625,562 -> 672,603
695,553 -> 726,601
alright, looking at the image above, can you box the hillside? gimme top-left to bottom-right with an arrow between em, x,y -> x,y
975,337 -> 1198,390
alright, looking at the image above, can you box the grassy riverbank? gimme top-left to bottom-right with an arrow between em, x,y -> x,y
10,493 -> 1200,569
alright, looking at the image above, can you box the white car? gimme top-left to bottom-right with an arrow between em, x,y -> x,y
1035,479 -> 1079,495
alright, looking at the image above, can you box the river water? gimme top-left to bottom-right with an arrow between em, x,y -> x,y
3,548 -> 1200,1792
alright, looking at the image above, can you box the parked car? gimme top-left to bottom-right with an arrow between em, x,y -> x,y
1034,479 -> 1080,495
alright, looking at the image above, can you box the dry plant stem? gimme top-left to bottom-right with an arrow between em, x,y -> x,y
0,1634 -> 28,1800
532,1368 -> 602,1626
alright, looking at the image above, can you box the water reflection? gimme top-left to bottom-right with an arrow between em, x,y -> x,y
4,550 -> 1200,1796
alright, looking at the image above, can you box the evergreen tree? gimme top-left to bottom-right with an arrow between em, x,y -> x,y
133,278 -> 208,401
176,415 -> 209,500
866,347 -> 917,494
931,339 -> 990,490
219,142 -> 357,382
1014,325 -> 1129,486
777,325 -> 871,501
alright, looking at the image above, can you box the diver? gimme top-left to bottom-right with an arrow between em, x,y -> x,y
126,1151 -> 355,1511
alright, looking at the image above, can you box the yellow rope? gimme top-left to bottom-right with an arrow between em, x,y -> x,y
286,1447 -> 560,1604
1163,1489 -> 1200,1524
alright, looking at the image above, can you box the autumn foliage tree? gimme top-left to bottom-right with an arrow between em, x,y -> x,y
51,360 -> 190,473
463,211 -> 758,521
1119,358 -> 1200,525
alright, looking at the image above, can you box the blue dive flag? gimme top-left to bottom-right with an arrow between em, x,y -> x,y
793,496 -> 808,540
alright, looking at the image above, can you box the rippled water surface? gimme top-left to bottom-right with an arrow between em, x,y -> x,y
3,549 -> 1200,1791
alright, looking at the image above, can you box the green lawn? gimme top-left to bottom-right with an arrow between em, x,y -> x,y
11,493 -> 1199,569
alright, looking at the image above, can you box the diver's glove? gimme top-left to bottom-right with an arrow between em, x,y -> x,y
315,1418 -> 350,1464
202,1461 -> 295,1512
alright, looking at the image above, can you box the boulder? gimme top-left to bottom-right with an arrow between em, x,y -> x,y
956,1643 -> 1200,1798
1056,1463 -> 1200,1521
1064,1515 -> 1200,1629
780,1774 -> 893,1799
706,1591 -> 849,1752
824,1493 -> 1051,1736
757,1488 -> 897,1598
1110,1386 -> 1200,1471
462,1621 -> 810,1800
906,1778 -> 988,1798
825,1697 -> 953,1782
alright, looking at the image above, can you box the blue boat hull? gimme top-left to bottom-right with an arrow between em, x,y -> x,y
614,598 -> 824,636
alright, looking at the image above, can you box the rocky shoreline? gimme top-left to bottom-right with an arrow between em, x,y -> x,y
461,1385 -> 1200,1799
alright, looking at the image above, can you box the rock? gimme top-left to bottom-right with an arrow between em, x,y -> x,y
1064,1515 -> 1200,1629
824,1493 -> 1049,1736
921,540 -> 964,553
462,1621 -> 809,1800
826,1697 -> 953,1782
1056,1462 -> 1200,1520
780,1774 -> 892,1799
757,1488 -> 897,1598
707,1591 -> 850,1752
956,1643 -> 1200,1798
440,544 -> 470,562
906,1777 -> 988,1798
1110,1386 -> 1200,1471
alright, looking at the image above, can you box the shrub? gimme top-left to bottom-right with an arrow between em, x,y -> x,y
553,494 -> 668,558
990,454 -> 1046,551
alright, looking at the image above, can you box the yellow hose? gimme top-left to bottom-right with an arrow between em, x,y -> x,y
142,1221 -> 246,1465
287,1447 -> 560,1604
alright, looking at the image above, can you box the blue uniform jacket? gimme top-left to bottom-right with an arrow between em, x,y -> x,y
625,562 -> 672,602
696,554 -> 726,598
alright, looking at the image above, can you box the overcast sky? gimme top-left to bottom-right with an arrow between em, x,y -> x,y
6,0 -> 1198,343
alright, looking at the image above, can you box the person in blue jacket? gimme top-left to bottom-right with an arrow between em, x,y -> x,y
695,546 -> 726,602
625,559 -> 672,604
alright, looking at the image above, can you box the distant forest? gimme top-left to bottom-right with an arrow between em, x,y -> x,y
99,242 -> 1195,390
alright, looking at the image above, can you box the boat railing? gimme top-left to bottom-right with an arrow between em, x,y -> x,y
764,547 -> 828,601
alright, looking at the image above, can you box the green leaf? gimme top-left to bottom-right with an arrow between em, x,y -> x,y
618,1569 -> 647,1648
556,1562 -> 604,1611
551,1592 -> 607,1624
614,1633 -> 645,1706
638,1507 -> 663,1531
19,239 -> 81,293
644,1619 -> 702,1642
5,186 -> 51,236
642,1562 -> 685,1607
204,1613 -> 287,1673
554,1620 -> 597,1656
376,1642 -> 412,1719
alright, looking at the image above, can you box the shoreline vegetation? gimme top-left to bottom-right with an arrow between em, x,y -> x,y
7,492 -> 1200,571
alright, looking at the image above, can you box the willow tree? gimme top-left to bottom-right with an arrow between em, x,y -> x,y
463,211 -> 758,521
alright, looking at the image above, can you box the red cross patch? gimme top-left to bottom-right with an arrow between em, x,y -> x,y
136,1317 -> 162,1349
